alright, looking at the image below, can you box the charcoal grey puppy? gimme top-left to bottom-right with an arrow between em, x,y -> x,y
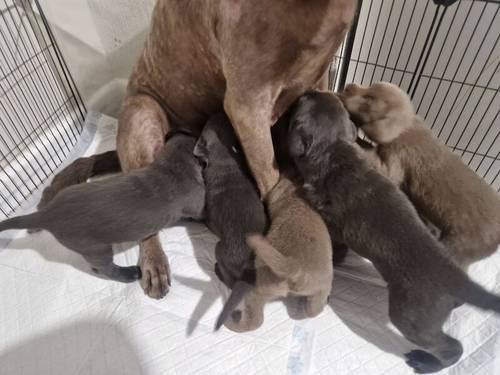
287,91 -> 500,374
194,113 -> 267,292
0,133 -> 205,283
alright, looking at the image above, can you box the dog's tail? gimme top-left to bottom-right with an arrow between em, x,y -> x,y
38,151 -> 121,210
0,212 -> 42,232
215,277 -> 253,331
246,233 -> 300,280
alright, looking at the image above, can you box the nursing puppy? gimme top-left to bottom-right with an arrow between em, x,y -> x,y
216,176 -> 333,332
340,82 -> 500,268
194,114 -> 267,289
0,134 -> 204,284
288,91 -> 500,373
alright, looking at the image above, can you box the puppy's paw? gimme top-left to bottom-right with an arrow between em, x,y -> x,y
405,350 -> 444,374
139,251 -> 171,299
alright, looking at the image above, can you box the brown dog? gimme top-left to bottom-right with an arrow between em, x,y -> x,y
340,82 -> 500,268
218,177 -> 333,332
39,0 -> 356,298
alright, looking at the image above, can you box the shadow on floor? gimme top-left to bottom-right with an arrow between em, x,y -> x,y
0,319 -> 146,375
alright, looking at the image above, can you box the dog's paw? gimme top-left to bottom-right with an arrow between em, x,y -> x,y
139,251 -> 171,299
405,350 -> 444,374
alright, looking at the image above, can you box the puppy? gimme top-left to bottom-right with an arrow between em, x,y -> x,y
216,176 -> 333,332
194,114 -> 268,289
339,82 -> 500,268
0,133 -> 205,283
288,91 -> 500,373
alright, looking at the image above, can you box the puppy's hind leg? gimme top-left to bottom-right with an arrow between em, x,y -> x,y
389,291 -> 462,373
84,249 -> 141,283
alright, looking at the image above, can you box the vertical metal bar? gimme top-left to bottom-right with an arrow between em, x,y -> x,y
408,5 -> 444,98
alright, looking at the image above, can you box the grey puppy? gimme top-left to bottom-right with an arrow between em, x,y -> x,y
194,113 -> 268,291
0,133 -> 205,283
287,91 -> 500,374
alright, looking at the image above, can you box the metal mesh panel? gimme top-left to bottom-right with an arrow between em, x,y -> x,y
0,0 -> 85,219
330,0 -> 500,191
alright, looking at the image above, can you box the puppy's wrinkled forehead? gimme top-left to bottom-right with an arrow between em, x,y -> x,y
291,92 -> 354,139
199,114 -> 239,150
294,92 -> 349,124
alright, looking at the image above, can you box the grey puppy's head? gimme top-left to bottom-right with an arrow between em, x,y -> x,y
288,91 -> 357,159
194,114 -> 241,167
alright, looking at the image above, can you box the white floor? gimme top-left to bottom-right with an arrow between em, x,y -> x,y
1,114 -> 500,375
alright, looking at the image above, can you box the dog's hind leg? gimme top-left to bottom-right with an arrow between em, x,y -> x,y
37,151 -> 120,211
117,94 -> 171,298
389,291 -> 462,373
84,250 -> 141,283
224,86 -> 280,197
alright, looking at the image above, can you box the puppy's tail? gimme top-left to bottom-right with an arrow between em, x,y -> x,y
215,277 -> 253,331
450,274 -> 500,314
0,212 -> 42,232
246,234 -> 300,280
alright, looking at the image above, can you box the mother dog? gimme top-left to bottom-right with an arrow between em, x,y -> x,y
41,0 -> 355,298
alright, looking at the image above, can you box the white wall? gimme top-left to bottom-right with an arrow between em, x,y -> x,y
38,0 -> 156,117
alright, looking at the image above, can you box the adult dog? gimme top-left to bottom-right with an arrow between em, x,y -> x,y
41,0 -> 356,298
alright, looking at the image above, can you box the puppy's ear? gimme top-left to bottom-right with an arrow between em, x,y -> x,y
247,234 -> 299,280
193,138 -> 209,167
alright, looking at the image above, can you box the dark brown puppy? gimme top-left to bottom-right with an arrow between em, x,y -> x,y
194,114 -> 267,289
287,91 -> 500,374
0,134 -> 204,284
340,82 -> 500,268
40,0 -> 356,298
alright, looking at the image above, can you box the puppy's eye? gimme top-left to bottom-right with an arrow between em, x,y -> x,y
231,146 -> 239,154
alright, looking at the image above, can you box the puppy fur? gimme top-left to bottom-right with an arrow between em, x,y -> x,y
288,91 -> 500,373
37,150 -> 122,212
194,114 -> 268,288
340,82 -> 500,268
0,134 -> 205,283
219,177 -> 333,332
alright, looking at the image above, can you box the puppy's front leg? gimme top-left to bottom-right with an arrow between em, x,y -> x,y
224,90 -> 279,197
358,146 -> 404,186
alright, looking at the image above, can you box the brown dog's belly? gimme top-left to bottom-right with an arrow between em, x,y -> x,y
127,0 -> 355,135
127,0 -> 226,133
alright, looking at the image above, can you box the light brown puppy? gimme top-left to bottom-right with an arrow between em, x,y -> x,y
340,82 -> 500,268
221,177 -> 333,332
40,0 -> 356,298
